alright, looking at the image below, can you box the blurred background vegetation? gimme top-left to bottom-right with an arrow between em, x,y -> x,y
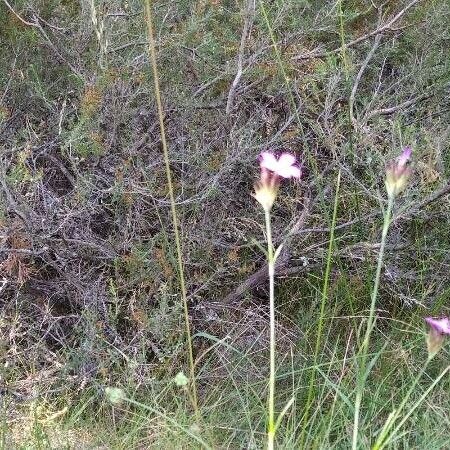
0,0 -> 449,448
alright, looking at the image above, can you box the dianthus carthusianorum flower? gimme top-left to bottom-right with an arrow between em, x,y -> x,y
253,152 -> 301,211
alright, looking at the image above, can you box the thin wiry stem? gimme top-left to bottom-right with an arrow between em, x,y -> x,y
338,0 -> 349,78
265,208 -> 276,450
142,0 -> 199,419
352,194 -> 394,450
299,170 -> 341,449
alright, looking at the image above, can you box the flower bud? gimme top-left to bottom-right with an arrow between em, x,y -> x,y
424,317 -> 450,356
426,327 -> 445,355
385,147 -> 412,198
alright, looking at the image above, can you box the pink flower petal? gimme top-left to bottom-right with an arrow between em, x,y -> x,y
288,165 -> 302,178
278,153 -> 296,168
278,164 -> 301,179
425,317 -> 450,335
260,152 -> 279,172
259,151 -> 301,178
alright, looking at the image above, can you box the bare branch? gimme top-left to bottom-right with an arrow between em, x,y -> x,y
365,94 -> 430,120
1,0 -> 38,27
349,34 -> 382,129
226,0 -> 256,115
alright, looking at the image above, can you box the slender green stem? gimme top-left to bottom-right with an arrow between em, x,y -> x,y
364,195 -> 395,351
142,0 -> 199,419
265,208 -> 276,450
352,194 -> 395,450
299,171 -> 341,449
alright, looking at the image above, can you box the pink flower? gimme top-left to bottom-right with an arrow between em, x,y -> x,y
253,151 -> 301,211
425,317 -> 450,335
260,152 -> 301,179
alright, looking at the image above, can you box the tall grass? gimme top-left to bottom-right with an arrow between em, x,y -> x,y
142,0 -> 199,420
299,170 -> 341,448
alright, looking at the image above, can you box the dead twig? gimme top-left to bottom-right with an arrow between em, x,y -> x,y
349,34 -> 382,129
0,171 -> 31,227
1,0 -> 38,27
226,0 -> 256,115
400,181 -> 450,218
365,94 -> 431,120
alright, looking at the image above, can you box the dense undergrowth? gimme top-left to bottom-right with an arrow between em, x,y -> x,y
1,0 -> 450,448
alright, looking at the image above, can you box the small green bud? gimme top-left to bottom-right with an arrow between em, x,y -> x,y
174,371 -> 189,387
105,387 -> 126,405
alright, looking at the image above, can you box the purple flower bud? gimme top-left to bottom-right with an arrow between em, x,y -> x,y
425,317 -> 450,335
397,147 -> 412,168
385,147 -> 412,198
424,317 -> 450,355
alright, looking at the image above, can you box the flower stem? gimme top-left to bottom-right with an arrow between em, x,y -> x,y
352,194 -> 395,450
265,208 -> 276,449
